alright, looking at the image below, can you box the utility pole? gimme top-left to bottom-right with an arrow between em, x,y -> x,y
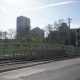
67,18 -> 72,46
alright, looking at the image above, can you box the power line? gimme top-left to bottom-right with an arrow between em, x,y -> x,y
0,0 -> 59,21
0,11 -> 49,26
0,1 -> 59,26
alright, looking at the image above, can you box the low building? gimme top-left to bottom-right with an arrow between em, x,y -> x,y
71,28 -> 80,40
70,28 -> 80,46
30,27 -> 44,39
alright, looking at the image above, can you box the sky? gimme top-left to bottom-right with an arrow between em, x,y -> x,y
0,0 -> 80,31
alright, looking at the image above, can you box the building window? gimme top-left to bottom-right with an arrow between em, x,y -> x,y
77,36 -> 80,40
77,29 -> 79,33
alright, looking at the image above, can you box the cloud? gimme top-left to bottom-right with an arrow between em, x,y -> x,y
71,23 -> 80,29
0,7 -> 8,14
21,0 -> 77,11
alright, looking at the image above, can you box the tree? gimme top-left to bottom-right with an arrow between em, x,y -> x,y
44,24 -> 53,37
8,28 -> 16,39
54,22 -> 69,44
17,34 -> 43,43
59,23 -> 69,32
43,24 -> 54,43
46,21 -> 69,44
0,31 -> 3,39
3,31 -> 8,39
54,22 -> 59,30
0,31 -> 8,39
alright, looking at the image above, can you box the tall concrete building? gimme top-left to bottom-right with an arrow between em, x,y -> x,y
17,16 -> 30,37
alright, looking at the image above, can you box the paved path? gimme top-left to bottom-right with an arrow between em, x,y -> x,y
0,58 -> 80,80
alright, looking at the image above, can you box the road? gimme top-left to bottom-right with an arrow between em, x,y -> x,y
0,58 -> 80,80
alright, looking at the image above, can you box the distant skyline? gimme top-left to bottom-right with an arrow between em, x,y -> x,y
0,0 -> 80,31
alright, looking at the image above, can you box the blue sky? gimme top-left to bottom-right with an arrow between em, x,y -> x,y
0,0 -> 80,31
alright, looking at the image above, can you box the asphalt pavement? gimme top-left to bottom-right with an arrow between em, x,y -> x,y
0,58 -> 80,80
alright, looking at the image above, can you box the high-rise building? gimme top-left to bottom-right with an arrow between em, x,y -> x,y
17,16 -> 30,37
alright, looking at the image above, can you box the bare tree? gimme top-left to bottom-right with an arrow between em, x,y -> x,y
8,28 -> 16,39
44,24 -> 53,37
0,31 -> 3,39
2,31 -> 8,39
54,22 -> 59,30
